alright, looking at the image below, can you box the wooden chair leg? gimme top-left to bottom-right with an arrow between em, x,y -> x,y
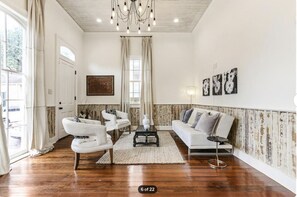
109,148 -> 113,164
74,152 -> 80,170
115,129 -> 119,140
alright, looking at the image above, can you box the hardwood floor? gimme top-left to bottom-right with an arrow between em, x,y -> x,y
0,131 -> 294,197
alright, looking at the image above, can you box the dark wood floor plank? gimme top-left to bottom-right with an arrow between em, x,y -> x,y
0,131 -> 294,197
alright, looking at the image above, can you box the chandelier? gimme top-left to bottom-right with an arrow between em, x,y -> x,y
110,0 -> 156,34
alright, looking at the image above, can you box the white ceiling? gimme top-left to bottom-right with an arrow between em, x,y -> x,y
57,0 -> 212,33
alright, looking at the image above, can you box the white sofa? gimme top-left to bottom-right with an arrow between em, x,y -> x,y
172,108 -> 234,155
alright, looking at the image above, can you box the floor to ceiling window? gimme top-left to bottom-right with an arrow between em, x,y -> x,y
0,7 -> 27,159
129,57 -> 142,105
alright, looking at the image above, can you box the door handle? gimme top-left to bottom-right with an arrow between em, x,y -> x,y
59,107 -> 63,110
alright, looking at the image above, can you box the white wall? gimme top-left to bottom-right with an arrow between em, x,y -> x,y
44,0 -> 83,106
0,0 -> 26,16
79,33 -> 194,104
193,0 -> 296,111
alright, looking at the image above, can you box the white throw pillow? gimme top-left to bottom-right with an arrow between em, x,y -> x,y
187,108 -> 198,125
194,112 -> 220,135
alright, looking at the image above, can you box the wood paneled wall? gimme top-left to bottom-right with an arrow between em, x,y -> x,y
47,107 -> 55,138
192,104 -> 296,179
77,104 -> 191,126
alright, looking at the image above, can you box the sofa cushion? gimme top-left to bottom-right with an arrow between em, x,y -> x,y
182,108 -> 193,123
74,116 -> 81,122
195,112 -> 220,135
180,110 -> 186,121
187,108 -> 198,125
191,112 -> 203,128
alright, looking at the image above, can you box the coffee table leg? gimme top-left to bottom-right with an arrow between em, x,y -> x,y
156,134 -> 159,147
133,134 -> 137,147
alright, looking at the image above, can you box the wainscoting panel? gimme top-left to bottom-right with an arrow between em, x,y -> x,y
77,104 -> 121,123
192,104 -> 296,179
77,104 -> 191,127
47,107 -> 55,138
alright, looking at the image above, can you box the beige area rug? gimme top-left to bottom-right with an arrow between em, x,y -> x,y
96,131 -> 185,164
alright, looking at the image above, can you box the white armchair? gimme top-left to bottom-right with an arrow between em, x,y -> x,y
101,110 -> 131,139
62,117 -> 113,170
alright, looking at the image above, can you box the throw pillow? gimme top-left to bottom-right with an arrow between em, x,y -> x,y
194,112 -> 220,135
191,112 -> 203,128
179,110 -> 186,121
182,108 -> 193,123
187,108 -> 198,125
74,116 -> 81,122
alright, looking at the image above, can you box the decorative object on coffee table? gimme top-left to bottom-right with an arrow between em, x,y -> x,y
133,125 -> 159,147
207,136 -> 228,169
142,114 -> 150,130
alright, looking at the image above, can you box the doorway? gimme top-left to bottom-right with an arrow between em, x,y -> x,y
55,38 -> 77,140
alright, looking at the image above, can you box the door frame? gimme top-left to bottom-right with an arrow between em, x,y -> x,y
53,35 -> 77,143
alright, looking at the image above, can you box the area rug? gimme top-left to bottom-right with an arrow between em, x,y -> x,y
96,131 -> 185,164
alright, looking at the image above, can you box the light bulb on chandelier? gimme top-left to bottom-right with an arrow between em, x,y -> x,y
112,8 -> 115,17
110,0 -> 156,33
138,3 -> 142,12
150,9 -> 154,18
123,2 -> 128,12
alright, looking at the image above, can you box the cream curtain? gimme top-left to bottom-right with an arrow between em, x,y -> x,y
0,94 -> 10,175
26,0 -> 53,156
140,37 -> 154,124
120,37 -> 130,114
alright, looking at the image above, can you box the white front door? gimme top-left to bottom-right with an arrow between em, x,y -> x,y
57,59 -> 76,139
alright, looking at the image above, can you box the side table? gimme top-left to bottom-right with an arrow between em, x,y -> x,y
207,136 -> 228,169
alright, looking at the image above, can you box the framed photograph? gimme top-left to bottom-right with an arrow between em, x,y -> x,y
202,78 -> 210,96
224,68 -> 238,94
212,74 -> 222,96
86,75 -> 114,96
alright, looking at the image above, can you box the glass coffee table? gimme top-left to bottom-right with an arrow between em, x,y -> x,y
133,125 -> 159,147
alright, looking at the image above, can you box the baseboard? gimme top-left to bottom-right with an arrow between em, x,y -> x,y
233,148 -> 296,193
156,126 -> 172,130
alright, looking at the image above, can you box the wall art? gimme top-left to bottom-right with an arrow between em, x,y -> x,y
202,78 -> 210,96
212,74 -> 222,95
86,75 -> 114,96
224,68 -> 238,94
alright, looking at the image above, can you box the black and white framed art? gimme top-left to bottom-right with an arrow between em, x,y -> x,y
212,74 -> 222,96
202,78 -> 210,96
224,68 -> 238,94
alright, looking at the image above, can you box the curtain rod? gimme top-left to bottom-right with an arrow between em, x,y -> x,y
120,36 -> 152,38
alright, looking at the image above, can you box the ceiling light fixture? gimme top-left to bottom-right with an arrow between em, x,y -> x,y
96,18 -> 102,23
173,18 -> 179,23
110,0 -> 156,33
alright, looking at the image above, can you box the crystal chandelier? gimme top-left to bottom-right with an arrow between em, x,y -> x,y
110,0 -> 156,34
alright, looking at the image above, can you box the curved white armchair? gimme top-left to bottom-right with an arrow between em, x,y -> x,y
101,110 -> 131,139
62,117 -> 113,170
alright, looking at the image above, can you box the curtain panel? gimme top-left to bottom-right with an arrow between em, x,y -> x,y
140,37 -> 154,124
0,99 -> 10,175
120,37 -> 130,114
26,0 -> 53,156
